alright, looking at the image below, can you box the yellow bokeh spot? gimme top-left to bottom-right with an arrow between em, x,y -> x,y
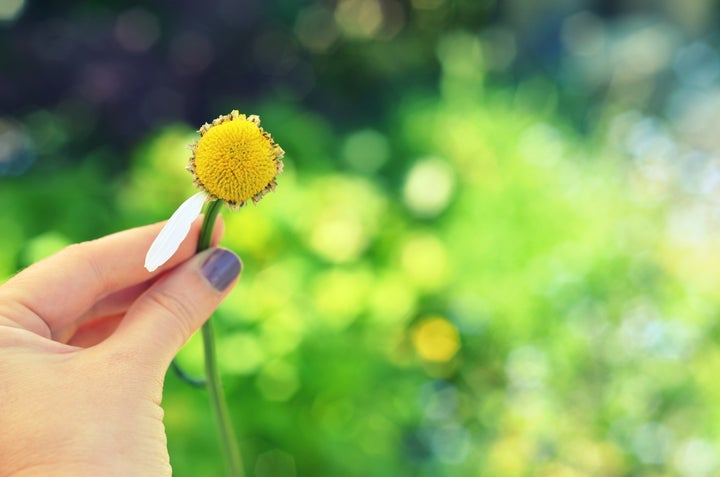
309,215 -> 366,263
369,272 -> 418,325
487,435 -> 531,477
194,115 -> 280,204
312,267 -> 373,329
224,209 -> 274,257
412,316 -> 460,362
303,174 -> 385,263
400,233 -> 452,291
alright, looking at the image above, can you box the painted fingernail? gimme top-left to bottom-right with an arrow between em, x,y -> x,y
201,249 -> 241,291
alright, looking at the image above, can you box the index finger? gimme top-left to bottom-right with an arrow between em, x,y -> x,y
0,216 -> 224,339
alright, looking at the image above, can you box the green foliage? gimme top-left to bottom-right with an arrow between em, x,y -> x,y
3,41 -> 719,477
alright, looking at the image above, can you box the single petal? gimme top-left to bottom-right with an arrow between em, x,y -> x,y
144,192 -> 208,272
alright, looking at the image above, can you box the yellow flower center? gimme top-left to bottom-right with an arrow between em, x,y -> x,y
194,117 -> 279,204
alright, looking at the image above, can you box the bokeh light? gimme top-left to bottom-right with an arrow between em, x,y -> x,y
0,0 -> 24,22
402,157 -> 455,217
412,316 -> 460,363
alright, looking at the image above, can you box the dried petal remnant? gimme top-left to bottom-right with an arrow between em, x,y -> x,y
188,110 -> 284,208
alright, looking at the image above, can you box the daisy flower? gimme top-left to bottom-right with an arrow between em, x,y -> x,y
145,110 -> 284,271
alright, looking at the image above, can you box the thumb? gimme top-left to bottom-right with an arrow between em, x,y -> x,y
107,247 -> 241,372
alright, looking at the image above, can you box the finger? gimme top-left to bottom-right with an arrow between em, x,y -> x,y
59,217 -> 227,343
70,217 -> 226,332
104,247 -> 241,372
0,216 -> 225,339
56,282 -> 151,343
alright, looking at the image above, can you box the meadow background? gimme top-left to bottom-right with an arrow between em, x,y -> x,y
2,1 -> 720,476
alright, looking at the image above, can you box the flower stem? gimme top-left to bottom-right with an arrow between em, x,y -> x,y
197,199 -> 244,477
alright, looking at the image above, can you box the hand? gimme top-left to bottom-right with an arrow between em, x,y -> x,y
0,220 -> 241,476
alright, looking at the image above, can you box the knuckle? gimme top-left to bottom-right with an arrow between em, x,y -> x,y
143,288 -> 198,340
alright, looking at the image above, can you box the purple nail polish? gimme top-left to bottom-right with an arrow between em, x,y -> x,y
202,249 -> 241,291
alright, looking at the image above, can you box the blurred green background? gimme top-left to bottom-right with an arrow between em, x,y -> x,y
3,0 -> 720,475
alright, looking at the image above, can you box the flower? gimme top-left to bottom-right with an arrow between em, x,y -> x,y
144,110 -> 284,272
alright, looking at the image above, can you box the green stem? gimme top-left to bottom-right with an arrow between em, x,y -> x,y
197,199 -> 244,477
197,199 -> 223,251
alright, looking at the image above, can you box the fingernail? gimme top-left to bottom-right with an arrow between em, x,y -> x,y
201,249 -> 241,291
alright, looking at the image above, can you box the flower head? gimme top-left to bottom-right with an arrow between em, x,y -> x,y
144,110 -> 284,272
188,110 -> 284,208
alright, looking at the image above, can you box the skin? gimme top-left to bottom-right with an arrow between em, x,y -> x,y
0,218 -> 238,476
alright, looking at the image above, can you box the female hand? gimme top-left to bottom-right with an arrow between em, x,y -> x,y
0,220 -> 240,476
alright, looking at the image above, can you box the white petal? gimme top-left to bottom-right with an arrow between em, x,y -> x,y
144,192 -> 208,272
